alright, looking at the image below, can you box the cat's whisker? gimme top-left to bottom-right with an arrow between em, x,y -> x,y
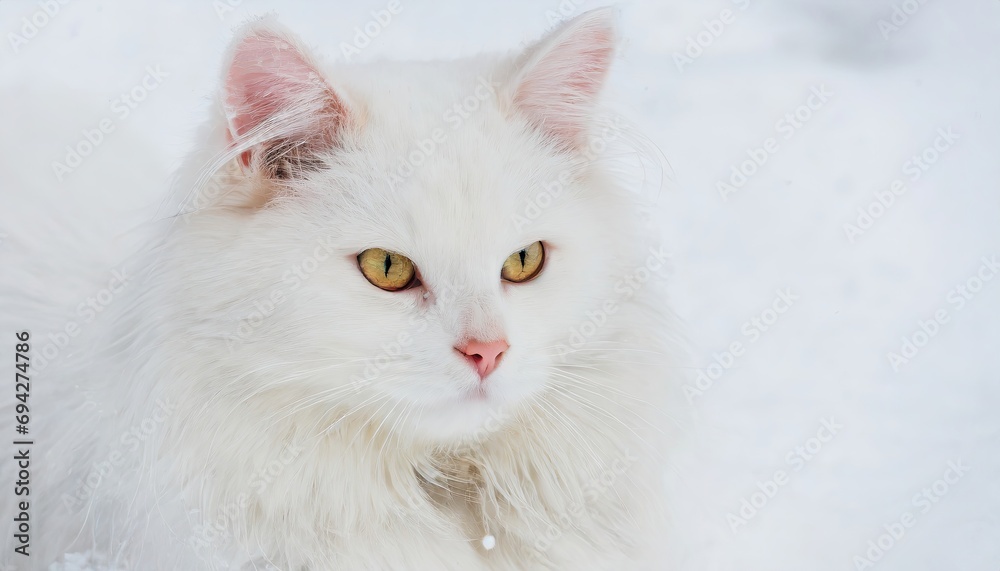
530,395 -> 608,473
363,397 -> 406,467
198,355 -> 365,414
547,366 -> 669,406
536,343 -> 672,357
549,374 -> 682,439
536,396 -> 645,535
544,381 -> 663,462
201,361 -> 374,456
260,379 -> 406,434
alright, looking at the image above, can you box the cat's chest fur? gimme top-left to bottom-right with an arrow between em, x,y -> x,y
165,384 -> 663,570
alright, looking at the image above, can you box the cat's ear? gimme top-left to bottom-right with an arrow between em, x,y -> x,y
222,19 -> 350,179
508,8 -> 617,149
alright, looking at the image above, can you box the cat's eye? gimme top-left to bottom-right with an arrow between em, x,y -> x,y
501,241 -> 545,283
358,248 -> 417,291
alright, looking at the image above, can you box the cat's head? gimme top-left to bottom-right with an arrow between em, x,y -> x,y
174,9 -> 661,444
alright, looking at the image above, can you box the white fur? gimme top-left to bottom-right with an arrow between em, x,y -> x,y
3,9 -> 677,570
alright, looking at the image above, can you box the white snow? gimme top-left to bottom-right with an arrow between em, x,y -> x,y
1,0 -> 997,570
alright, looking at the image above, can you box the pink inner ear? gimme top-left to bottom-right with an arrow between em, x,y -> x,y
227,34 -> 310,137
224,30 -> 346,166
513,16 -> 615,146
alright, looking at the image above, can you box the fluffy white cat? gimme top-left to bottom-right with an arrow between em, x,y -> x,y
3,8 -> 677,570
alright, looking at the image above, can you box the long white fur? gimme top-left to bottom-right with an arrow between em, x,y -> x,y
2,9 -> 678,570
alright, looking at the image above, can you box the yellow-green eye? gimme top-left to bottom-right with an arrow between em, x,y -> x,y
358,248 -> 416,291
501,241 -> 545,283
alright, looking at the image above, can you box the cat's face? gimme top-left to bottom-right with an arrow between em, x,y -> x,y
186,10 -> 642,442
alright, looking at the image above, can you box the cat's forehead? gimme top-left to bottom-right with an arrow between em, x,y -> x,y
339,59 -> 505,133
330,63 -> 566,236
359,131 -> 544,261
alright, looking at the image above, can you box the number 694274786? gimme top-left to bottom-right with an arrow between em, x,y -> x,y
14,332 -> 30,424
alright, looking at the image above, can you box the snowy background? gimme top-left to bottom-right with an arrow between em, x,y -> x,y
1,0 -> 999,569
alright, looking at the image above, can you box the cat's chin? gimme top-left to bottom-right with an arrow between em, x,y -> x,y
404,385 -> 530,444
409,398 -> 500,442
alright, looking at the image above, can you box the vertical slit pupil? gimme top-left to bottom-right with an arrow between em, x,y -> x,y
383,253 -> 392,277
519,250 -> 527,268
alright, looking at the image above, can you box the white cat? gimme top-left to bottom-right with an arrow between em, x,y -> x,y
4,8 -> 677,570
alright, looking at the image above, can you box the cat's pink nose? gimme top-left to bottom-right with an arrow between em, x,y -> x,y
456,339 -> 509,379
